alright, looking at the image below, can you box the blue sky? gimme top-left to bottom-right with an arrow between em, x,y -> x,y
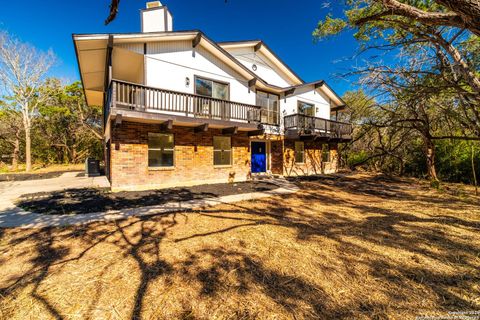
0,0 -> 362,95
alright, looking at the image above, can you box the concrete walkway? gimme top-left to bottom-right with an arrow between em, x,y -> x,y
0,175 -> 298,229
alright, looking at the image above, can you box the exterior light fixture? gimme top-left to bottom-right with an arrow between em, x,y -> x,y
185,77 -> 190,87
252,64 -> 257,71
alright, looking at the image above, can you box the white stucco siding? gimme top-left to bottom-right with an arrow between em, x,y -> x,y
142,40 -> 256,105
283,87 -> 331,119
261,88 -> 332,135
224,47 -> 293,88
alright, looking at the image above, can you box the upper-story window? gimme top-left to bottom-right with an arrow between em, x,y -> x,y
195,76 -> 229,100
298,101 -> 315,116
256,91 -> 279,125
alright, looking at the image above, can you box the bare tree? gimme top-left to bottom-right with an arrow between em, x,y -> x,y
0,106 -> 23,170
0,32 -> 56,171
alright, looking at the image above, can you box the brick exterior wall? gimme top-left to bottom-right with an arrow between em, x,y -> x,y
283,140 -> 338,177
110,121 -> 251,190
108,121 -> 339,190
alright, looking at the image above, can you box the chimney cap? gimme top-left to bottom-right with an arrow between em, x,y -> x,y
146,1 -> 162,8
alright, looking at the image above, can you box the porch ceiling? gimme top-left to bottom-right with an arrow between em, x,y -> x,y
74,38 -> 108,106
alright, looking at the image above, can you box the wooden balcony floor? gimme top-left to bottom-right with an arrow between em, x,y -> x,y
110,107 -> 262,132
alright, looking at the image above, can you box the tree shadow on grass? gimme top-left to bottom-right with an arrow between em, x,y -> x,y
176,179 -> 480,313
0,174 -> 479,319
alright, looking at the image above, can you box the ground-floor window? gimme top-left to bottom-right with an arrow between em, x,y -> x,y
295,141 -> 305,163
213,136 -> 232,166
322,145 -> 330,162
148,133 -> 174,167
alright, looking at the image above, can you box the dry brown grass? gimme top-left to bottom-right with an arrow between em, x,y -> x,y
0,173 -> 479,320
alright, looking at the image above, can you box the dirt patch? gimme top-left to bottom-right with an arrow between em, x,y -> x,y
1,173 -> 479,319
15,181 -> 278,215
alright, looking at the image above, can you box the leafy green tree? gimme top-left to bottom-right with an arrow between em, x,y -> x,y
315,1 -> 480,183
34,79 -> 102,164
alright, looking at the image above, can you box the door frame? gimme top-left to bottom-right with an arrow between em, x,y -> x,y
250,139 -> 271,173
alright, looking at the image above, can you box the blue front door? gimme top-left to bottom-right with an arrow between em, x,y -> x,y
251,141 -> 266,173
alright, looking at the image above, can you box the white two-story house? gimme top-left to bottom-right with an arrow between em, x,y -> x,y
73,1 -> 351,190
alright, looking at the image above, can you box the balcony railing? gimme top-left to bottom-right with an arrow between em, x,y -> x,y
284,113 -> 352,139
107,80 -> 262,124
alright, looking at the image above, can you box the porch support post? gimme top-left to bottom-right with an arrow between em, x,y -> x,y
105,35 -> 113,88
103,35 -> 114,129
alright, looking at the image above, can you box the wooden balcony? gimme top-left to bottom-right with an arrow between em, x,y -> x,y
284,114 -> 352,142
105,80 -> 264,133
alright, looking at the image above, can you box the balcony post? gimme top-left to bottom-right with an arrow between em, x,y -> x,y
112,81 -> 116,109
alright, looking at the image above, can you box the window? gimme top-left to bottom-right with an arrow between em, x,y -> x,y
195,77 -> 229,100
213,136 -> 232,166
256,91 -> 279,125
322,145 -> 330,162
295,141 -> 304,163
148,133 -> 174,167
195,76 -> 230,118
297,101 -> 315,116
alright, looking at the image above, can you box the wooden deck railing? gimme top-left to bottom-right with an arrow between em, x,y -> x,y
108,80 -> 262,123
284,114 -> 352,138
